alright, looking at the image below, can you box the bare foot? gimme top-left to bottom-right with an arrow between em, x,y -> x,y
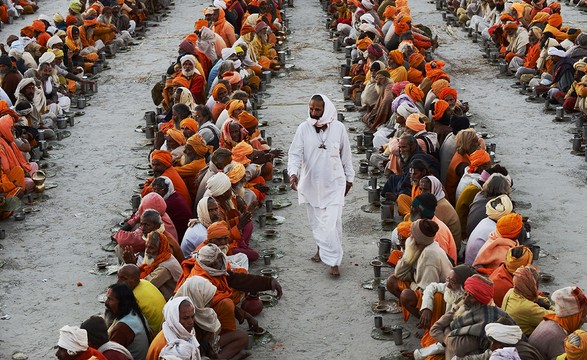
330,266 -> 340,277
311,248 -> 321,262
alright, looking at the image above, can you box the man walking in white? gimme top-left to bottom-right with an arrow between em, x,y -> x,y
287,94 -> 355,277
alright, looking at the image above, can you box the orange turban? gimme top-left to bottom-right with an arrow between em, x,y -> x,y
565,330 -> 587,359
226,162 -> 246,184
238,111 -> 258,129
83,18 -> 98,27
548,13 -> 562,28
396,0 -> 408,7
207,221 -> 230,240
356,37 -> 373,51
397,221 -> 412,238
195,19 -> 208,31
151,150 -> 173,168
500,14 -> 515,22
221,71 -> 242,85
404,83 -> 424,102
549,1 -> 561,12
503,21 -> 519,31
467,149 -> 491,173
432,100 -> 450,121
240,23 -> 255,35
31,20 -> 46,32
167,128 -> 186,146
227,100 -> 245,118
496,213 -> 523,239
409,53 -> 425,68
531,12 -> 549,24
172,77 -> 190,89
438,87 -> 458,101
394,14 -> 412,35
21,26 -> 34,38
212,84 -> 228,101
426,61 -> 450,83
180,118 -> 199,133
186,134 -> 210,156
405,113 -> 426,132
232,141 -> 253,165
389,50 -> 404,66
431,79 -> 450,96
139,232 -> 171,278
383,5 -> 396,20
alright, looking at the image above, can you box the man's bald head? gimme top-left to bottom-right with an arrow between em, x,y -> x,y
117,264 -> 140,289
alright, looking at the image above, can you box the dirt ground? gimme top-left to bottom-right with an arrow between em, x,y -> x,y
1,0 -> 587,359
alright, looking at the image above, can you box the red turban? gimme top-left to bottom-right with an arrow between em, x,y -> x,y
392,81 -> 410,97
432,100 -> 450,121
438,87 -> 458,101
404,83 -> 424,102
207,221 -> 230,240
464,275 -> 494,305
467,149 -> 491,173
238,111 -> 258,129
496,213 -> 524,239
221,71 -> 242,85
180,118 -> 199,134
31,20 -> 46,32
151,150 -> 173,168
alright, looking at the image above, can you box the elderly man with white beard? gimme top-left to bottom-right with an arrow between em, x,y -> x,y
386,219 -> 453,319
177,54 -> 206,103
400,264 -> 478,360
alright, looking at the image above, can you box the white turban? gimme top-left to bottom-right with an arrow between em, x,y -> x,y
484,323 -> 523,345
180,54 -> 197,66
359,23 -> 378,36
47,35 -> 63,49
196,196 -> 213,227
14,78 -> 36,98
552,286 -> 587,317
38,14 -> 54,25
196,243 -> 228,276
361,0 -> 374,10
396,101 -> 420,119
485,194 -> 513,221
548,47 -> 567,58
205,173 -> 232,197
39,52 -> 55,65
213,0 -> 227,9
221,47 -> 236,60
57,325 -> 88,354
160,296 -> 201,360
360,13 -> 375,25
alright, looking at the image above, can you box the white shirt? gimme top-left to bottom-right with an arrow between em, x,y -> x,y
181,223 -> 207,258
288,119 -> 354,208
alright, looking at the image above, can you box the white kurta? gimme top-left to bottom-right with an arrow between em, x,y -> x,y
288,114 -> 355,266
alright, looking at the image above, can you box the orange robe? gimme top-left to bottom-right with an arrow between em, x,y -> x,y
174,158 -> 206,199
445,153 -> 468,205
489,264 -> 514,307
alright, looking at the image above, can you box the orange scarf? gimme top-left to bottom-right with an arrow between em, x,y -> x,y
139,232 -> 172,278
544,313 -> 584,334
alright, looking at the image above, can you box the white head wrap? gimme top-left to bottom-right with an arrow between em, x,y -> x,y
196,196 -> 213,227
158,176 -> 176,200
221,47 -> 236,60
47,35 -> 63,49
485,194 -> 513,221
548,46 -> 567,58
484,323 -> 523,345
175,277 -> 222,335
180,54 -> 197,66
14,78 -> 36,98
39,52 -> 56,65
196,27 -> 218,63
361,0 -> 374,10
160,296 -> 201,360
213,0 -> 227,9
205,173 -> 232,197
308,93 -> 337,127
360,13 -> 375,24
57,325 -> 88,354
423,176 -> 445,201
195,243 -> 229,276
552,286 -> 587,317
38,14 -> 54,25
396,101 -> 420,119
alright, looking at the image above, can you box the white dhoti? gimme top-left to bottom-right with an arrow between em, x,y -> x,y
305,204 -> 343,267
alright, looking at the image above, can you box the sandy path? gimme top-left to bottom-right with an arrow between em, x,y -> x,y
0,0 -> 586,359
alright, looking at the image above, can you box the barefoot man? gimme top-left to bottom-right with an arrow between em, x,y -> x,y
287,94 -> 354,277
